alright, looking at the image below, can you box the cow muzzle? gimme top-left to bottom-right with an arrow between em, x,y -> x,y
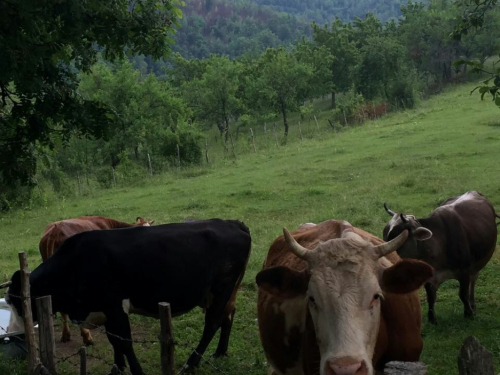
325,357 -> 368,375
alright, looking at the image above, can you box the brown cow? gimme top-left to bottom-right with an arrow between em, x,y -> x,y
256,220 -> 433,375
383,190 -> 499,324
39,215 -> 154,345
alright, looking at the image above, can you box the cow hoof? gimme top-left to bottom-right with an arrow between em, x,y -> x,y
464,311 -> 475,319
84,339 -> 95,346
60,336 -> 71,343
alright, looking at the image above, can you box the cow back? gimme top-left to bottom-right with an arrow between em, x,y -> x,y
34,219 -> 252,319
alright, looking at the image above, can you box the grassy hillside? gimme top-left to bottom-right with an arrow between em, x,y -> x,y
1,83 -> 500,374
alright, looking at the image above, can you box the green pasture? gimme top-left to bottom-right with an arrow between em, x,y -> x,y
1,83 -> 500,374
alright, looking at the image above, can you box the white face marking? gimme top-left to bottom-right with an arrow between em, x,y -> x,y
305,235 -> 382,375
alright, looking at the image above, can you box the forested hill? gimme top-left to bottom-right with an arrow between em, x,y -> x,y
173,0 -> 311,59
171,0 -> 429,59
245,0 -> 428,24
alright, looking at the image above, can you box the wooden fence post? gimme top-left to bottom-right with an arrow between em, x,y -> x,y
458,336 -> 495,375
314,115 -> 319,130
19,252 -> 39,375
76,172 -> 81,195
159,302 -> 175,375
176,144 -> 181,171
273,123 -> 279,147
263,123 -> 267,133
80,347 -> 87,375
205,140 -> 209,164
147,153 -> 153,177
111,168 -> 116,187
298,122 -> 303,141
229,131 -> 237,159
342,110 -> 347,125
36,296 -> 57,375
250,128 -> 256,153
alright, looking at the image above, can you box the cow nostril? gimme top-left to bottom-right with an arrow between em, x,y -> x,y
327,358 -> 368,375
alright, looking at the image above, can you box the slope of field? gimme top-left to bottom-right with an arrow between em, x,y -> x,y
1,83 -> 500,374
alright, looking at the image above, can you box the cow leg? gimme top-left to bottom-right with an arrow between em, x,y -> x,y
61,313 -> 71,342
183,283 -> 238,371
213,306 -> 235,358
213,276 -> 242,358
459,274 -> 474,318
104,311 -> 142,375
469,273 -> 479,314
424,282 -> 438,324
80,326 -> 94,346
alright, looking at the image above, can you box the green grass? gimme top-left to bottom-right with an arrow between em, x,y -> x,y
1,83 -> 500,374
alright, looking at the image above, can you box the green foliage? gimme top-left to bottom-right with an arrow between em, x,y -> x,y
355,36 -> 407,100
249,48 -> 314,135
453,0 -> 500,107
0,0 -> 182,204
181,55 -> 244,139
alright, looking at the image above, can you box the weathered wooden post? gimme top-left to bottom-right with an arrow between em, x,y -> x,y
36,296 -> 57,375
111,168 -> 116,187
298,122 -> 303,141
205,140 -> 209,164
147,153 -> 153,177
19,252 -> 39,375
159,302 -> 175,375
314,115 -> 319,130
76,172 -> 82,195
229,131 -> 237,159
342,110 -> 347,125
273,123 -> 279,147
79,347 -> 87,375
250,128 -> 256,153
458,336 -> 495,375
176,144 -> 181,171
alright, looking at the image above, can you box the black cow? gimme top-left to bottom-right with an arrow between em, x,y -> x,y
5,219 -> 251,375
383,191 -> 498,324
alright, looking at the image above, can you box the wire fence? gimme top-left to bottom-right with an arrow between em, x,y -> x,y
1,294 -> 244,375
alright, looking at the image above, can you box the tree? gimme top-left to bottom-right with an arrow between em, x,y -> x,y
183,55 -> 243,141
0,0 -> 182,205
453,0 -> 500,107
312,19 -> 359,108
251,48 -> 313,136
354,36 -> 407,100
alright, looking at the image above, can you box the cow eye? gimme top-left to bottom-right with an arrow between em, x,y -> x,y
373,294 -> 380,300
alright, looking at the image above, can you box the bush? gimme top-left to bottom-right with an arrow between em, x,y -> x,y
387,70 -> 421,109
158,124 -> 203,166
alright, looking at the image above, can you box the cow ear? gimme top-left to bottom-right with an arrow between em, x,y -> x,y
380,260 -> 433,294
256,266 -> 309,299
414,227 -> 432,241
148,220 -> 155,225
136,217 -> 144,224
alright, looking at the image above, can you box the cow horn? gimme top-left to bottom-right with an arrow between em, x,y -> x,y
373,230 -> 409,258
283,228 -> 311,260
400,213 -> 409,223
0,281 -> 12,289
384,203 -> 396,216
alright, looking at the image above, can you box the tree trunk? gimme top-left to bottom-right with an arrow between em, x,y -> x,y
134,146 -> 139,160
224,117 -> 230,143
331,91 -> 337,109
281,102 -> 288,137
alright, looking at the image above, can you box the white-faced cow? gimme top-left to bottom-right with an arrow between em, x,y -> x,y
257,220 -> 433,375
5,219 -> 251,375
383,191 -> 499,324
39,215 -> 154,346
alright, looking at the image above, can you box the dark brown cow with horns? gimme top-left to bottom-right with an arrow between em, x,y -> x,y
39,215 -> 154,345
257,220 -> 433,375
383,191 -> 499,324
